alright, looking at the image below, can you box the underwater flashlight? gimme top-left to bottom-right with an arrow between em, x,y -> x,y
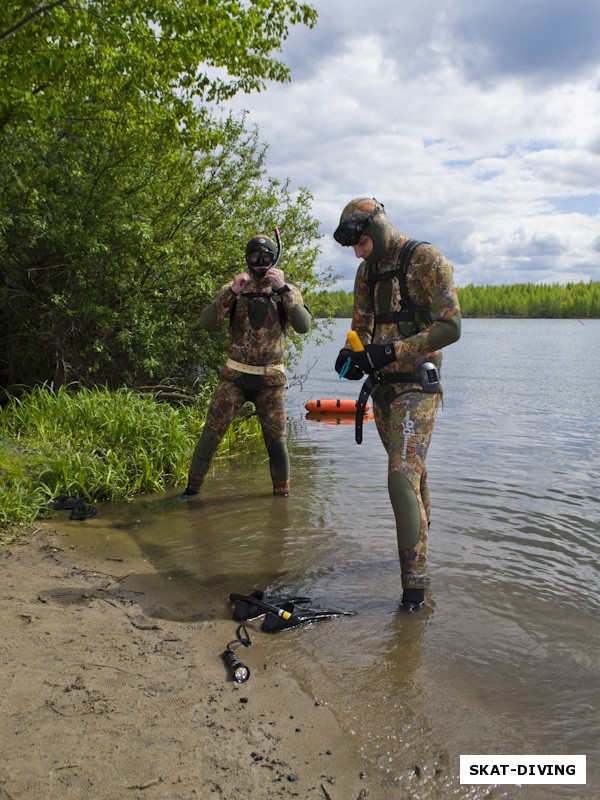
222,623 -> 252,683
222,648 -> 250,683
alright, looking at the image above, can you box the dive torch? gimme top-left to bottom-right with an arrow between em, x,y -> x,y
222,648 -> 250,684
222,624 -> 252,683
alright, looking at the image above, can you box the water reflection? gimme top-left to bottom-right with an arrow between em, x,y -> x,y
53,319 -> 600,799
108,491 -> 301,622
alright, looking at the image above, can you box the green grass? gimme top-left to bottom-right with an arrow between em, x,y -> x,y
0,384 -> 263,529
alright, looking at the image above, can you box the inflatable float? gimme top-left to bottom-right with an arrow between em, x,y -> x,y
304,398 -> 370,414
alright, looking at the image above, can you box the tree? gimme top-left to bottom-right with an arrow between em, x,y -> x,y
0,1 -> 317,130
0,1 -> 327,392
0,111 -> 325,389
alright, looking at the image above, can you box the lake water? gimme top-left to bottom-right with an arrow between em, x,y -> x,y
56,318 -> 600,799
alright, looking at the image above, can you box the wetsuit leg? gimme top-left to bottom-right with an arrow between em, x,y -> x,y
186,379 -> 247,493
374,390 -> 440,590
254,383 -> 290,495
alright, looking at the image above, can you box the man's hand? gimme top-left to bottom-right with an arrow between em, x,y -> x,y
261,267 -> 286,291
335,348 -> 364,380
351,343 -> 396,374
231,273 -> 253,294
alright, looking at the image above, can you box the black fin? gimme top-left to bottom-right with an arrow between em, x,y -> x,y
231,590 -> 311,621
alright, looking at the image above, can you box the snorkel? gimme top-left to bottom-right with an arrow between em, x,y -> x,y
273,227 -> 282,268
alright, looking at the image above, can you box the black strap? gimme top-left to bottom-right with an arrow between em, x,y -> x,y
240,290 -> 272,298
229,294 -> 289,334
355,375 -> 379,444
354,370 -> 422,443
368,239 -> 426,327
226,624 -> 252,650
379,371 -> 420,383
315,398 -> 344,409
396,239 -> 423,308
374,308 -> 413,324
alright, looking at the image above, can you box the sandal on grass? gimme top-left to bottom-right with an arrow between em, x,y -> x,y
69,500 -> 97,521
51,494 -> 82,511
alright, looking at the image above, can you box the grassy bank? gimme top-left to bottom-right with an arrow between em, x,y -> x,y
0,384 -> 263,533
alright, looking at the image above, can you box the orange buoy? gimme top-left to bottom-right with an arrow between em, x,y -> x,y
304,398 -> 370,414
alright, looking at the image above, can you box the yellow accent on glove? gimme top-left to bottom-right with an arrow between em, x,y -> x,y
347,330 -> 364,352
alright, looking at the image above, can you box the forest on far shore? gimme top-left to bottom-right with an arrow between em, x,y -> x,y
312,280 -> 600,318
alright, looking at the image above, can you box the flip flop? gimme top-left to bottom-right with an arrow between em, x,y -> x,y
51,494 -> 82,511
69,500 -> 97,521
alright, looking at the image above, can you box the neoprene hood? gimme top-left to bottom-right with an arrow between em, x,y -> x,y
335,197 -> 389,263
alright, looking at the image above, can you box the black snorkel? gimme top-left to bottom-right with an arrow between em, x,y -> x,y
273,227 -> 282,269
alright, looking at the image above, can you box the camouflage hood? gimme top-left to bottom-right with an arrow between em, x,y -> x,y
245,234 -> 279,279
337,197 -> 398,264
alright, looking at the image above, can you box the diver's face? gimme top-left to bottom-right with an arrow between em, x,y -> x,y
352,235 -> 373,260
247,248 -> 275,277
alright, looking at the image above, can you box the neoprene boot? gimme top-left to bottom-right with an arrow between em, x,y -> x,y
401,588 -> 425,612
272,479 -> 291,497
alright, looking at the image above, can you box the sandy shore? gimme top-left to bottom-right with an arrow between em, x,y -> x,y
1,528 -> 371,800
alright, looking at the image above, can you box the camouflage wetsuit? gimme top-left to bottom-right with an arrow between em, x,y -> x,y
337,198 -> 461,595
186,274 -> 311,496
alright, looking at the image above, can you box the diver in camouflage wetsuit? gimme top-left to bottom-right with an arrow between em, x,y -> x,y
182,235 -> 312,498
333,198 -> 461,611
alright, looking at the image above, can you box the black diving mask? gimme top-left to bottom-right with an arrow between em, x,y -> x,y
333,218 -> 370,246
247,249 -> 275,268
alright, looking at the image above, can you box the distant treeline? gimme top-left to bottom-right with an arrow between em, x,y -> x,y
310,281 -> 600,318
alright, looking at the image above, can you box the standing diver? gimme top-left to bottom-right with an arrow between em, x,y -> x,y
181,232 -> 312,499
333,198 -> 461,611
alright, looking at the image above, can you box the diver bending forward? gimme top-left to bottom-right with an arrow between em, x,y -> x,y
334,198 -> 461,611
183,235 -> 312,498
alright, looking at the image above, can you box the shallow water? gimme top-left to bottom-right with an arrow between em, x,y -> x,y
56,318 -> 600,798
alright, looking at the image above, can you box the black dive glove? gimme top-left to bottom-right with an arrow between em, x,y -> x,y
335,348 -> 364,380
351,343 -> 396,374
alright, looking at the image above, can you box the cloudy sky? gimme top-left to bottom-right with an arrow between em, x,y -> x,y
223,0 -> 600,290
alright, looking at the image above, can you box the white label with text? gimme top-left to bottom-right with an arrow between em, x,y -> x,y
460,755 -> 586,784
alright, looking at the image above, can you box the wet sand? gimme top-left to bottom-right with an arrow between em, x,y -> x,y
0,528 -> 371,800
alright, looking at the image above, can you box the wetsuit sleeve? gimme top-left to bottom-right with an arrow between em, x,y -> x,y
199,283 -> 237,330
394,245 -> 461,359
280,284 -> 312,334
348,261 -> 374,347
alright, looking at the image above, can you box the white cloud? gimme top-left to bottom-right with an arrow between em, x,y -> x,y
222,0 -> 600,288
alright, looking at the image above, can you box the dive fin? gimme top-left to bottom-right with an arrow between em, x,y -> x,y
230,590 -> 310,621
261,605 -> 356,633
229,591 -> 356,632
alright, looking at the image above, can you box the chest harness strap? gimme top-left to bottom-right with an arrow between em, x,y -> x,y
367,239 -> 426,327
229,290 -> 289,334
355,241 -> 439,444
